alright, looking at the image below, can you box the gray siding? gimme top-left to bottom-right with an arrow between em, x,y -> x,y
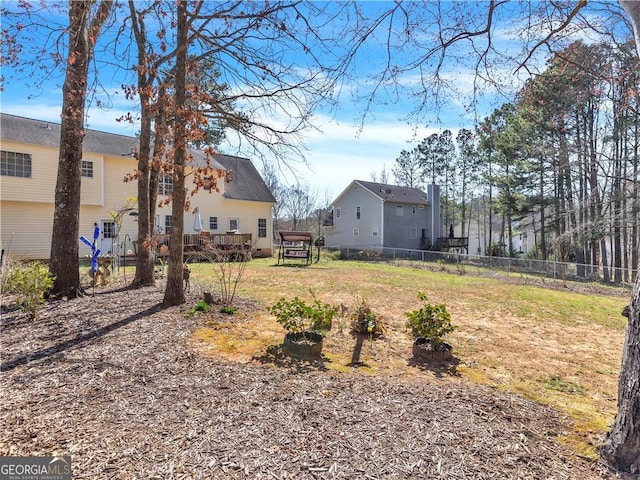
326,182 -> 383,248
382,202 -> 430,249
326,180 -> 440,250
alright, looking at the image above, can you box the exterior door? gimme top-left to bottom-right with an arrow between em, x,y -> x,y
101,220 -> 116,256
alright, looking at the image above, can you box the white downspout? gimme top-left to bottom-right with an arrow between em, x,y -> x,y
380,200 -> 384,249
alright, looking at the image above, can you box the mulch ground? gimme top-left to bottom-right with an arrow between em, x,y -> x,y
0,281 -> 625,479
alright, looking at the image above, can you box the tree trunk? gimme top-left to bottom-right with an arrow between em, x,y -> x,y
602,1 -> 640,473
538,157 -> 547,260
129,0 -> 155,286
162,0 -> 188,306
49,1 -> 112,298
633,120 -> 639,275
601,274 -> 640,473
133,94 -> 155,286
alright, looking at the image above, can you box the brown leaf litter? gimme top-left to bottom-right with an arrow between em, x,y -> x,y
0,281 -> 624,479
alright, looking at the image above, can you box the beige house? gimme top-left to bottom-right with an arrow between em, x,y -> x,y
0,113 -> 275,260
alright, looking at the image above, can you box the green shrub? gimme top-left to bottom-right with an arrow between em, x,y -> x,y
405,292 -> 455,347
268,291 -> 337,335
488,241 -> 507,257
186,300 -> 211,316
5,262 -> 54,319
220,305 -> 238,315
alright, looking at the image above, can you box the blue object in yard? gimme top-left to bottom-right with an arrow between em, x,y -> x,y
80,224 -> 101,273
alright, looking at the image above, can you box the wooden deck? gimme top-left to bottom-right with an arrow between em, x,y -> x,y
155,233 -> 253,261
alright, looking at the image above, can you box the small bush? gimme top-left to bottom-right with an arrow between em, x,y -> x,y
350,297 -> 384,337
405,292 -> 455,347
220,305 -> 238,315
268,291 -> 337,335
186,300 -> 211,317
4,261 -> 54,319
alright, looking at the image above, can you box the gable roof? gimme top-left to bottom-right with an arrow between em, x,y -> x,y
334,180 -> 430,205
0,113 -> 138,157
214,154 -> 276,203
0,113 -> 275,204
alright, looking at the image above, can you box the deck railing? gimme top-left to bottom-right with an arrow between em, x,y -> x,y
434,237 -> 469,252
155,232 -> 252,254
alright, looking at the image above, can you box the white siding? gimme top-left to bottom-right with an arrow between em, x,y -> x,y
1,137 -> 274,259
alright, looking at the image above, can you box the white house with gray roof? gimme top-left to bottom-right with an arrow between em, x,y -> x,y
0,113 -> 275,260
324,180 -> 441,251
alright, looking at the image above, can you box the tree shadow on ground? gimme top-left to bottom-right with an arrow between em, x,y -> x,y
407,355 -> 461,379
79,281 -> 147,296
346,333 -> 371,368
1,302 -> 163,372
252,344 -> 329,373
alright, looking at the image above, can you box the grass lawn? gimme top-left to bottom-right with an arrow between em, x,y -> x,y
185,255 -> 628,459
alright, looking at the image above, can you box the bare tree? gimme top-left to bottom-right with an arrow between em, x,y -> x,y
370,164 -> 390,184
160,0 -> 189,306
283,183 -> 317,232
49,1 -> 114,298
124,0 -> 178,287
118,1 -> 353,304
261,162 -> 287,240
312,189 -> 334,245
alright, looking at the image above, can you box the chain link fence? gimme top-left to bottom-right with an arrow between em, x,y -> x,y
323,245 -> 637,290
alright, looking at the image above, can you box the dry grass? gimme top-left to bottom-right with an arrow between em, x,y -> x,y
1,256 -> 629,478
189,256 -> 628,458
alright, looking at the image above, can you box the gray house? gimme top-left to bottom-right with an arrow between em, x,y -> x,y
324,180 -> 441,250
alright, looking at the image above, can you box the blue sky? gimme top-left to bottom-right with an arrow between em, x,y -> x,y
1,1 -> 630,200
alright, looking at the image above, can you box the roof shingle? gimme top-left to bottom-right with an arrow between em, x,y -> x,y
1,113 -> 274,204
354,180 -> 429,204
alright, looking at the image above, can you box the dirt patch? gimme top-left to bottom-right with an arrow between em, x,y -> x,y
0,278 -> 624,478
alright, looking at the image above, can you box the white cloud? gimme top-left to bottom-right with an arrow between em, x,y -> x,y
284,113 -> 457,198
1,103 -> 63,123
1,86 -> 141,137
1,84 -> 466,200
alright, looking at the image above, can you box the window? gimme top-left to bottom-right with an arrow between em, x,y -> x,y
335,207 -> 341,219
81,160 -> 94,178
159,173 -> 173,195
102,221 -> 115,239
164,215 -> 173,234
356,206 -> 361,220
229,218 -> 239,231
154,215 -> 163,234
353,228 -> 359,236
409,228 -> 417,239
396,205 -> 404,216
203,176 -> 215,191
258,218 -> 267,237
372,227 -> 379,237
1,150 -> 32,178
209,216 -> 218,230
